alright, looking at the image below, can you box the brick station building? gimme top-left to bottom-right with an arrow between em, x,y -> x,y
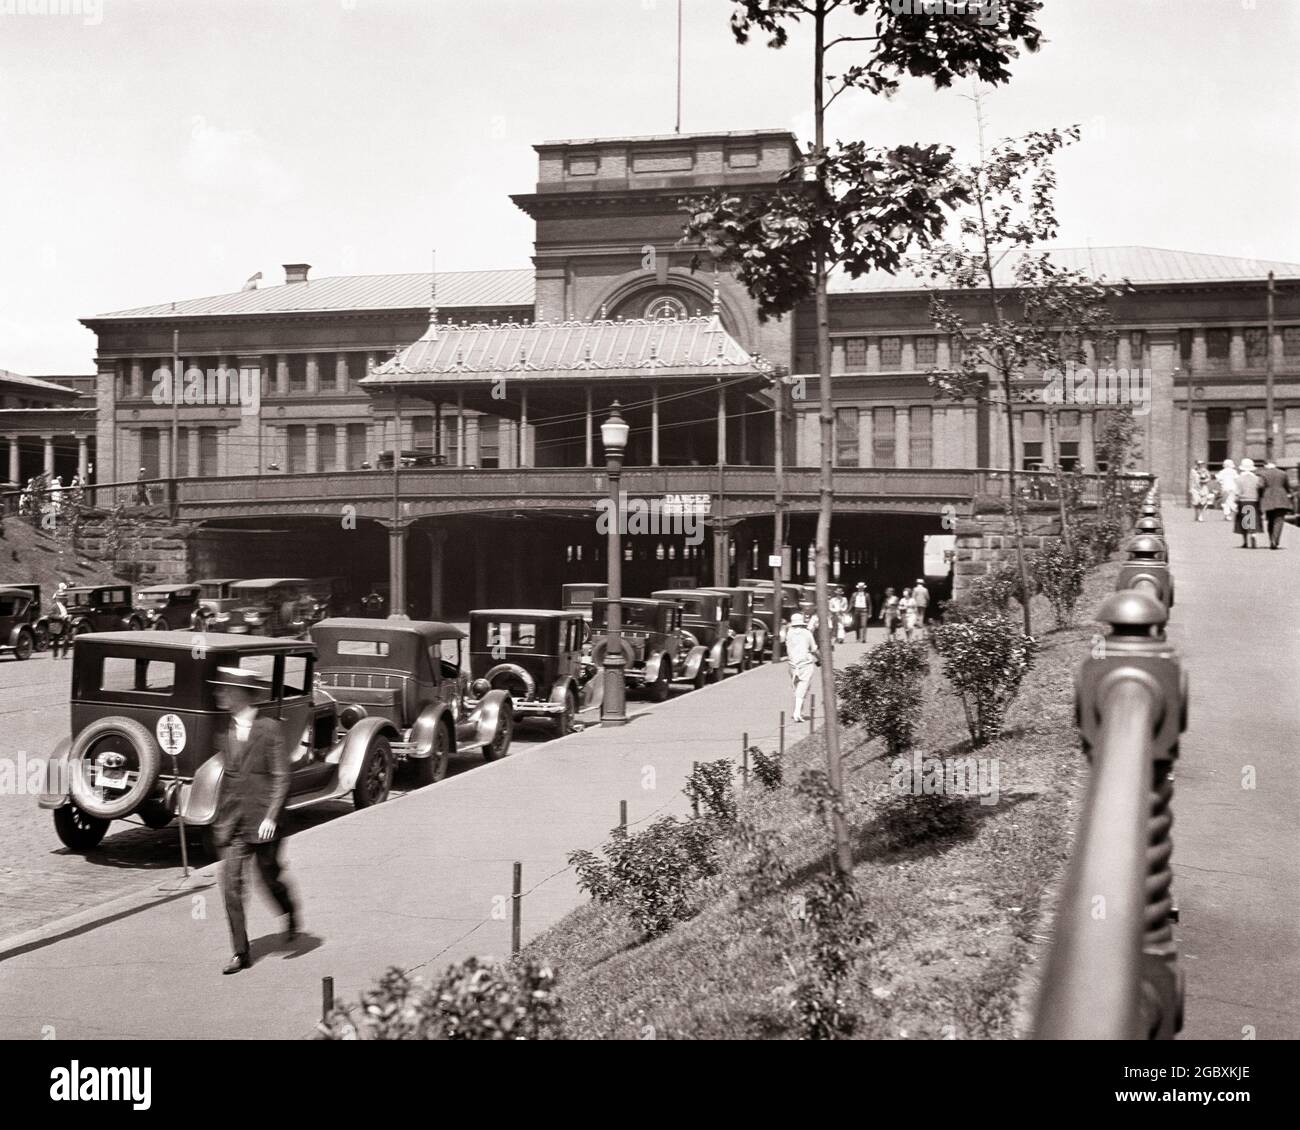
76,128 -> 1300,611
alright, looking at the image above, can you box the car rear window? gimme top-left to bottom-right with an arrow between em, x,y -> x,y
335,640 -> 391,657
486,621 -> 537,648
0,595 -> 27,616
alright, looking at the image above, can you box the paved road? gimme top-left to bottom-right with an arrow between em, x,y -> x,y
1164,508 -> 1300,1038
0,649 -> 570,941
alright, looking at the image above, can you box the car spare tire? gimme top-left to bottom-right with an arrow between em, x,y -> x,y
68,716 -> 163,820
590,637 -> 635,667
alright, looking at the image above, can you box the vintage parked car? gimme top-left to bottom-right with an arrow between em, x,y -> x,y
466,609 -> 598,735
37,632 -> 403,852
311,618 -> 513,784
65,584 -> 136,636
191,577 -> 244,628
652,589 -> 749,678
589,596 -> 709,700
308,577 -> 358,619
699,586 -> 768,664
128,584 -> 202,631
0,582 -> 55,650
0,585 -> 40,660
560,582 -> 607,619
744,582 -> 800,646
210,578 -> 319,638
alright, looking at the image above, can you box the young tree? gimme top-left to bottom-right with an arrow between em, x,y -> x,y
682,0 -> 1044,878
924,124 -> 1126,633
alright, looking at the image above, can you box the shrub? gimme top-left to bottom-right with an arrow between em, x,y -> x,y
944,559 -> 1029,622
569,816 -> 720,938
790,874 -> 867,1040
873,790 -> 977,852
835,639 -> 929,755
1075,514 -> 1125,564
749,745 -> 783,790
932,613 -> 1038,747
683,758 -> 737,823
1032,538 -> 1090,629
316,959 -> 563,1040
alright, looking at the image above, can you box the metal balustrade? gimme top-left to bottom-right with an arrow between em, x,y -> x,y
1035,481 -> 1186,1040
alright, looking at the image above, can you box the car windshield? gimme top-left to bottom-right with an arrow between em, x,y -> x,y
484,621 -> 538,649
0,594 -> 29,617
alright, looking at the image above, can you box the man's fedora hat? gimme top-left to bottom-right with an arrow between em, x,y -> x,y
209,666 -> 268,693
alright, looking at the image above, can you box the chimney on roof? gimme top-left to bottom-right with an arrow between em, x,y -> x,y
283,263 -> 311,285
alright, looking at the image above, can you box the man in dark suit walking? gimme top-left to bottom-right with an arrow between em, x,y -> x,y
210,666 -> 299,974
1259,460 -> 1292,550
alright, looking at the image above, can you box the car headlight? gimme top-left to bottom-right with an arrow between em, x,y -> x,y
471,678 -> 490,697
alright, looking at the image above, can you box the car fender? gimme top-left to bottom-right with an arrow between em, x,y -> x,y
332,716 -> 401,794
178,754 -> 225,827
709,639 -> 727,672
3,623 -> 23,649
548,678 -> 576,710
408,703 -> 453,760
37,736 -> 74,808
645,649 -> 669,682
681,645 -> 708,681
463,688 -> 510,749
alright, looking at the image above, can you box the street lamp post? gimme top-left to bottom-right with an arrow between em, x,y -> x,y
601,401 -> 630,726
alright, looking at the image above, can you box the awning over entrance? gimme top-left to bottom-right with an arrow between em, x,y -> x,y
362,312 -> 771,388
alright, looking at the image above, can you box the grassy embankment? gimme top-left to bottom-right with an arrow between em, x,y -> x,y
0,514 -> 126,592
524,561 -> 1122,1039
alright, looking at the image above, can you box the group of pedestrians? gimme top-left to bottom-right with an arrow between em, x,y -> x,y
17,472 -> 84,523
1190,457 -> 1291,549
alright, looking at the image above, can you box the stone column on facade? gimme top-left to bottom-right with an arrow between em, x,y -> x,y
131,358 -> 145,400
1229,409 -> 1246,457
188,429 -> 200,479
466,415 -> 480,467
217,428 -> 231,477
159,429 -> 171,482
305,353 -> 319,396
895,408 -> 911,469
858,408 -> 873,467
276,354 -> 289,398
937,337 -> 952,370
900,337 -> 916,371
335,353 -> 349,394
1191,329 -> 1207,371
1145,330 -> 1179,483
931,408 -> 947,467
519,386 -> 529,468
334,426 -> 348,472
306,426 -> 319,473
42,436 -> 54,476
584,388 -> 593,467
457,391 -> 465,467
96,359 -> 118,484
1229,329 -> 1246,371
8,438 -> 20,484
1191,409 -> 1208,464
831,338 -> 845,375
1080,412 -> 1096,471
866,339 -> 881,371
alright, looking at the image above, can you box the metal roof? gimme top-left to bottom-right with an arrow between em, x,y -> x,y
468,608 -> 581,620
365,313 -> 768,384
75,631 -> 311,651
312,617 -> 466,641
87,269 -> 535,321
0,369 -> 83,396
830,246 -> 1300,294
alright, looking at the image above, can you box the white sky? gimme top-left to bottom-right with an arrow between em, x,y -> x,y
2,0 -> 1297,373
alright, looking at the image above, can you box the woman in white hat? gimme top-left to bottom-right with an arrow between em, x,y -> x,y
1215,458 -> 1238,521
1234,458 -> 1262,549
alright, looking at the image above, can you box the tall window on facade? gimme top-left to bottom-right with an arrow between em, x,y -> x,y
1244,327 -> 1268,367
140,428 -> 160,478
346,423 -> 367,470
413,415 -> 434,453
844,337 -> 867,371
285,425 -> 307,473
1178,329 -> 1193,368
909,406 -> 932,468
198,427 -> 219,476
872,407 -> 895,467
1021,410 -> 1044,470
1057,410 -> 1081,471
1284,327 -> 1300,360
914,335 -> 937,367
288,355 -> 307,393
1205,328 -> 1230,366
879,337 -> 901,370
479,418 -> 500,469
317,424 -> 336,472
1206,407 -> 1230,467
834,407 -> 859,466
175,428 -> 189,478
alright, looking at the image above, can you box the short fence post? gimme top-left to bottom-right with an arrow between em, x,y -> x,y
779,711 -> 785,759
511,861 -> 522,958
619,799 -> 627,831
690,761 -> 699,817
321,976 -> 334,1022
808,693 -> 816,734
741,733 -> 749,786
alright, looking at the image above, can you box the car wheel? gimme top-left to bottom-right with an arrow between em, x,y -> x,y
741,650 -> 752,672
68,716 -> 163,820
353,736 -> 393,808
483,705 -> 514,761
648,661 -> 670,703
414,722 -> 452,787
127,616 -> 146,631
139,799 -> 174,829
71,619 -> 92,638
53,803 -> 110,851
33,625 -> 50,651
153,617 -> 171,632
13,629 -> 33,661
555,688 -> 577,735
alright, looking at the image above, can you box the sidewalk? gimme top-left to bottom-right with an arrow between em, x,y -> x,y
1162,507 -> 1300,1038
0,656 -> 837,1040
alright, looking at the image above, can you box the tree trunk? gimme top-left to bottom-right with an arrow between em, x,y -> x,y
812,0 -> 853,880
